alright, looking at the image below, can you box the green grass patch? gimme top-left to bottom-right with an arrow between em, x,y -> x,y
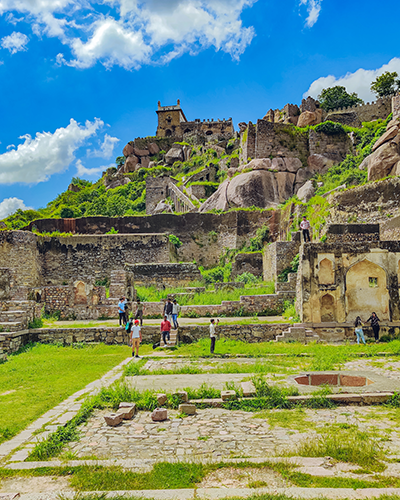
0,343 -> 130,444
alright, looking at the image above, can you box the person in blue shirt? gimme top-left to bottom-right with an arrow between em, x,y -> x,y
118,297 -> 127,326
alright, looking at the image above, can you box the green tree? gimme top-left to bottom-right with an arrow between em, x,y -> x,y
318,86 -> 364,111
370,71 -> 400,98
60,207 -> 75,218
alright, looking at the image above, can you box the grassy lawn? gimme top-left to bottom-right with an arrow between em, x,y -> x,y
0,343 -> 131,444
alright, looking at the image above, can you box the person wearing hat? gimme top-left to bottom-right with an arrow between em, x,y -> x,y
130,319 -> 142,358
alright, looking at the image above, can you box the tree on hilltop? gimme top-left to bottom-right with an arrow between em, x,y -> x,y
318,86 -> 364,111
371,71 -> 400,98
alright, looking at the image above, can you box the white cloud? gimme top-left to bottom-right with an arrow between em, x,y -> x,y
299,0 -> 322,27
304,57 -> 400,102
0,118 -> 103,184
1,0 -> 257,69
0,197 -> 31,219
88,133 -> 120,158
76,159 -> 110,177
1,31 -> 29,53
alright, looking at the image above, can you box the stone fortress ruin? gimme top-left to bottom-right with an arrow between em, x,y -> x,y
1,94 -> 400,358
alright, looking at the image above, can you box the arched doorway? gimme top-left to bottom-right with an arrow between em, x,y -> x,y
74,281 -> 87,305
319,258 -> 334,285
346,260 -> 389,322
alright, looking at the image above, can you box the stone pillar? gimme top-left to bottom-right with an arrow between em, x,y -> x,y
392,94 -> 400,121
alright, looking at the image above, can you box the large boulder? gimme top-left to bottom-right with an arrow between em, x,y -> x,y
367,141 -> 400,181
200,170 -> 294,212
307,154 -> 334,175
123,143 -> 134,157
140,156 -> 150,168
165,146 -> 184,165
391,160 -> 400,176
284,157 -> 302,173
148,143 -> 160,155
372,125 -> 400,152
153,200 -> 173,214
297,180 -> 315,202
133,148 -> 150,157
124,155 -> 139,173
297,109 -> 323,128
241,158 -> 271,171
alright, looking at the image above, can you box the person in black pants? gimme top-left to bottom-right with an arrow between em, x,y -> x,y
367,312 -> 380,342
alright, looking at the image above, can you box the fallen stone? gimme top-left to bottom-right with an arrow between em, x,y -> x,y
241,381 -> 256,397
151,408 -> 168,421
178,403 -> 196,415
157,393 -> 168,406
123,143 -> 134,157
165,146 -> 184,165
173,391 -> 188,402
104,413 -> 124,427
117,406 -> 135,420
221,390 -> 236,401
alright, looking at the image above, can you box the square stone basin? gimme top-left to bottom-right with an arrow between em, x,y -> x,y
294,373 -> 374,387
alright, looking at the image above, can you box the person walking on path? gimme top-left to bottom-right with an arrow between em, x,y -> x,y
118,297 -> 127,326
354,316 -> 366,345
135,299 -> 145,326
160,315 -> 172,346
210,318 -> 220,354
163,298 -> 173,323
172,299 -> 181,329
130,319 -> 142,358
367,312 -> 381,342
300,216 -> 311,243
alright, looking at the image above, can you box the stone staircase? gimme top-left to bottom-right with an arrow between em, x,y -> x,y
160,328 -> 178,347
0,300 -> 35,333
276,326 -> 320,343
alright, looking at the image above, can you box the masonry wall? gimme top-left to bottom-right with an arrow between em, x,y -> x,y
232,252 -> 263,278
37,234 -> 171,286
393,94 -> 400,121
240,122 -> 256,164
309,130 -> 353,163
145,176 -> 171,214
26,211 -> 281,268
126,263 -> 201,288
263,241 -> 301,282
324,97 -> 392,126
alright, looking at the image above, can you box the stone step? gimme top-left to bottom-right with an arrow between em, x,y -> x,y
0,310 -> 27,322
0,321 -> 26,332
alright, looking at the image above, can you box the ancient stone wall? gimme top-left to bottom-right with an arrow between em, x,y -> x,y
37,234 -> 170,286
145,176 -> 171,214
240,122 -> 256,164
393,94 -> 400,121
325,97 -> 392,126
263,240 -> 300,282
126,263 -> 201,288
0,231 -> 41,299
309,129 -> 353,163
231,252 -> 263,278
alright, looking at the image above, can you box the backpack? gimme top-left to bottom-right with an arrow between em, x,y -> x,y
125,321 -> 132,333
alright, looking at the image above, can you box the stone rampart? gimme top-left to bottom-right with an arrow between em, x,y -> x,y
232,252 -> 263,278
263,240 -> 300,282
393,94 -> 400,121
126,263 -> 201,288
324,97 -> 392,126
309,129 -> 353,163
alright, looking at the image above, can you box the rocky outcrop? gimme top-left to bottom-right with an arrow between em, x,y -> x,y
297,109 -> 323,128
297,180 -> 315,202
153,200 -> 173,214
124,155 -> 140,172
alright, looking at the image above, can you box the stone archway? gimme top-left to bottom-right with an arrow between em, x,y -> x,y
319,258 -> 334,285
321,294 -> 336,322
165,129 -> 172,137
346,260 -> 389,322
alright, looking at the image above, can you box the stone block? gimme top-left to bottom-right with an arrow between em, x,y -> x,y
241,381 -> 256,397
104,413 -> 124,427
134,148 -> 150,157
178,403 -> 196,415
151,408 -> 168,421
221,390 -> 236,401
157,393 -> 168,406
173,391 -> 188,402
361,392 -> 393,404
118,402 -> 136,419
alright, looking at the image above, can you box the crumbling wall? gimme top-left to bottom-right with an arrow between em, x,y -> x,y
126,263 -> 201,288
263,240 -> 300,282
231,252 -> 263,278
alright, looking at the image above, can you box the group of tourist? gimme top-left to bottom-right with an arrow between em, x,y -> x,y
354,312 -> 381,345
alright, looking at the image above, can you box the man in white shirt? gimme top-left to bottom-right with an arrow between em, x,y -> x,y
130,319 -> 142,358
300,216 -> 311,243
210,318 -> 220,354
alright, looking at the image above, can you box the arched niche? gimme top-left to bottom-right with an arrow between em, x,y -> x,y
346,259 -> 389,322
321,294 -> 336,322
319,258 -> 334,285
74,281 -> 87,305
165,129 -> 172,137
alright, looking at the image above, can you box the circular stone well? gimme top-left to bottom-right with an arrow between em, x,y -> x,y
294,373 -> 374,387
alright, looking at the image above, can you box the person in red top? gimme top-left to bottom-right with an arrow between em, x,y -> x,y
300,216 -> 311,242
160,315 -> 171,345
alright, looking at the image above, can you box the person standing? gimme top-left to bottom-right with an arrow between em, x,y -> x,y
135,299 -> 145,326
300,216 -> 311,243
210,318 -> 220,354
130,319 -> 142,358
118,297 -> 127,326
160,315 -> 172,346
354,316 -> 366,345
163,298 -> 173,323
172,299 -> 181,329
367,312 -> 381,342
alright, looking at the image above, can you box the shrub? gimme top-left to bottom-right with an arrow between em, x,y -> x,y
28,317 -> 43,329
248,225 -> 269,251
169,234 -> 182,248
235,272 -> 260,285
314,121 -> 346,135
106,227 -> 119,234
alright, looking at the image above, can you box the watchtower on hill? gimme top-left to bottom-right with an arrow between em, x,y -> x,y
156,99 -> 188,137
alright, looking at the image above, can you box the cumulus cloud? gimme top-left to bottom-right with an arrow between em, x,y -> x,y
88,133 -> 120,159
299,0 -> 322,27
304,57 -> 400,102
0,197 -> 31,219
1,31 -> 29,53
1,0 -> 257,69
0,118 -> 103,184
76,159 -> 111,177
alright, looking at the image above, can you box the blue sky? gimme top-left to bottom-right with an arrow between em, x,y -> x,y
0,0 -> 399,218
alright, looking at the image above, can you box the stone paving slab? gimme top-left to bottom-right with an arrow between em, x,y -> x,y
15,488 -> 400,500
